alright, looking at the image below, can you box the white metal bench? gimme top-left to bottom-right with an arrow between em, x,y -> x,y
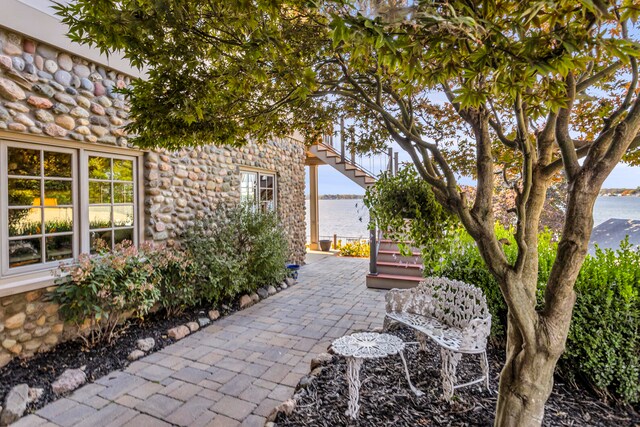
383,277 -> 492,400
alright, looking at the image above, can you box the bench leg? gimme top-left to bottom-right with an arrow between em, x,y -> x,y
398,350 -> 424,397
440,348 -> 461,401
416,331 -> 428,352
383,316 -> 392,331
345,357 -> 363,419
480,351 -> 490,391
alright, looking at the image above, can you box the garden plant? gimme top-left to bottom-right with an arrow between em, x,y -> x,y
51,207 -> 289,346
56,1 -> 640,424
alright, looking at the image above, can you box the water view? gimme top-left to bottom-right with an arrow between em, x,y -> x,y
305,196 -> 640,242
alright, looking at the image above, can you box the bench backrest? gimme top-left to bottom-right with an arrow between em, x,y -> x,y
386,277 -> 490,329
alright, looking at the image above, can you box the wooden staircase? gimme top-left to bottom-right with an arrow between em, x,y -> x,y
366,239 -> 424,289
306,142 -> 376,189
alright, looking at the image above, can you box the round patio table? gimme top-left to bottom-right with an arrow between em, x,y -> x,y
331,332 -> 423,419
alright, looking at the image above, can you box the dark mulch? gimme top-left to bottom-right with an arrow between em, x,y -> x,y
0,302 -> 238,415
277,327 -> 640,427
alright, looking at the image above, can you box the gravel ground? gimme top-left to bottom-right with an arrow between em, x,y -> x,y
277,327 -> 640,427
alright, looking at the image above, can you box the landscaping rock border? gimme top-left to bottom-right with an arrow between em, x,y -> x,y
0,276 -> 298,425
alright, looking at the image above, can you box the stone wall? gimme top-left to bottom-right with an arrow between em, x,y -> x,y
0,288 -> 69,368
145,140 -> 307,264
0,29 -> 131,144
0,27 -> 307,367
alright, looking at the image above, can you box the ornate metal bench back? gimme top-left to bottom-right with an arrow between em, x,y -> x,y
386,277 -> 491,350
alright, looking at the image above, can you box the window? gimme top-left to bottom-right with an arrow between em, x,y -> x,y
1,140 -> 139,277
240,170 -> 276,212
4,145 -> 76,271
87,155 -> 136,253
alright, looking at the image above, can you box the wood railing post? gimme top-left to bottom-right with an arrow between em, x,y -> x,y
394,152 -> 399,175
333,233 -> 338,250
340,117 -> 345,163
388,147 -> 393,173
369,228 -> 378,275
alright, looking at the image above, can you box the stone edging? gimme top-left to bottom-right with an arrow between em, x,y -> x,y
265,350 -> 336,426
0,276 -> 298,426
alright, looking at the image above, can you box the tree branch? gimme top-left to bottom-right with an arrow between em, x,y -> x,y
555,73 -> 580,180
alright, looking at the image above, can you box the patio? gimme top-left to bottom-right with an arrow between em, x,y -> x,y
14,256 -> 385,427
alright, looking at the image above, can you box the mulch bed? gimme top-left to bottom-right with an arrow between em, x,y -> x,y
0,302 -> 238,416
277,327 -> 640,427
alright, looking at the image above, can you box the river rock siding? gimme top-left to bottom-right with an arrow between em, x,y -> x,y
0,28 -> 306,367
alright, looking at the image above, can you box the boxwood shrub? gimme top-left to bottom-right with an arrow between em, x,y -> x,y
424,227 -> 640,403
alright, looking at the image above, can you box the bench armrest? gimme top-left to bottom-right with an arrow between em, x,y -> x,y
460,315 -> 492,351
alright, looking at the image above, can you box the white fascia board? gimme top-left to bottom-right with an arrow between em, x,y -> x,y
1,0 -> 146,79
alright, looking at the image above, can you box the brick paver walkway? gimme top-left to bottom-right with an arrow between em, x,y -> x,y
15,256 -> 386,427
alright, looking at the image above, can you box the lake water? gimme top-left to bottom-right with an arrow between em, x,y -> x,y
305,196 -> 640,241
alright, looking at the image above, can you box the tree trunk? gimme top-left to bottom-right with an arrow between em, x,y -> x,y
494,316 -> 560,427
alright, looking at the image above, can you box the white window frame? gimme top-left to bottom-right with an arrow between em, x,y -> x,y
239,169 -> 277,212
0,138 -> 141,283
81,150 -> 139,253
1,141 -> 79,276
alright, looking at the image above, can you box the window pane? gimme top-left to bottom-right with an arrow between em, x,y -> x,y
9,238 -> 42,268
89,206 -> 112,229
114,183 -> 134,203
89,181 -> 111,204
90,230 -> 112,254
88,156 -> 111,180
241,172 -> 257,203
9,208 -> 41,237
45,180 -> 72,205
44,151 -> 72,178
114,228 -> 134,246
113,159 -> 133,181
113,205 -> 134,227
46,235 -> 73,262
260,189 -> 273,202
8,179 -> 40,206
44,208 -> 73,233
8,147 -> 40,176
261,174 -> 274,189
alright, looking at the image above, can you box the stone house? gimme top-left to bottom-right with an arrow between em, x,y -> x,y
0,0 -> 307,367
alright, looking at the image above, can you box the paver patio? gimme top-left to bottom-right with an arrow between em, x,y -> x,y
15,255 -> 386,427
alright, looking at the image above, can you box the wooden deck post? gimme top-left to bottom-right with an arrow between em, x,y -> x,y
309,164 -> 320,250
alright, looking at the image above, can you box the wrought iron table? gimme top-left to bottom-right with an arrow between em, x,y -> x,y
331,332 -> 423,419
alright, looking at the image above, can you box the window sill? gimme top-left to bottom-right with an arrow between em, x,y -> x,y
0,270 -> 57,298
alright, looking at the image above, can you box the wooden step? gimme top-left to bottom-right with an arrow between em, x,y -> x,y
376,261 -> 423,277
380,239 -> 415,244
379,249 -> 421,257
377,255 -> 422,263
378,241 -> 420,252
366,273 -> 423,289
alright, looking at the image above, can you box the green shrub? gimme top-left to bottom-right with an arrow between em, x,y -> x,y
339,240 -> 370,257
181,206 -> 288,304
148,246 -> 199,317
426,227 -> 640,402
51,240 -> 160,346
561,239 -> 640,403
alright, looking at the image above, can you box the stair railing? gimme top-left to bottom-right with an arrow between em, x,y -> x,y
369,224 -> 383,275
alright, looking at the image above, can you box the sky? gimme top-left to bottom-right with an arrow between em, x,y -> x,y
306,156 -> 640,196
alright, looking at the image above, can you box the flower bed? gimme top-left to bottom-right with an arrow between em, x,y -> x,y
275,327 -> 640,426
0,279 -> 295,421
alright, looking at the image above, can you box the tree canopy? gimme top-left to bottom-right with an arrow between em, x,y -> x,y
57,1 -> 640,425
